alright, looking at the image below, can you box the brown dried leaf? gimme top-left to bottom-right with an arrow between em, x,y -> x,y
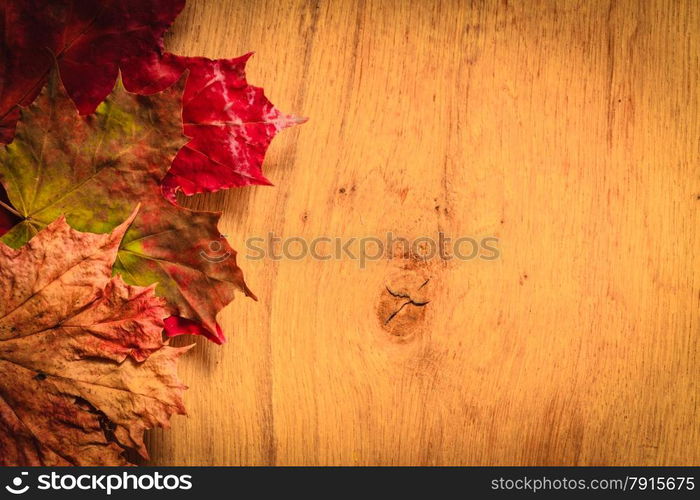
0,211 -> 188,465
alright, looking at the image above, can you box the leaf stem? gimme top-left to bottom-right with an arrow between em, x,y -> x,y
0,199 -> 22,218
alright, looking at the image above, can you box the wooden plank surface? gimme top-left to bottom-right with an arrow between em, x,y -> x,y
146,0 -> 699,465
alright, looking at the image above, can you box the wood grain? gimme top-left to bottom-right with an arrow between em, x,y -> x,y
146,0 -> 699,465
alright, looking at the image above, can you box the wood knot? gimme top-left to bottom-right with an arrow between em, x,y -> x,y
377,270 -> 431,340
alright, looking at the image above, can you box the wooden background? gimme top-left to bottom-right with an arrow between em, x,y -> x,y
146,0 -> 699,465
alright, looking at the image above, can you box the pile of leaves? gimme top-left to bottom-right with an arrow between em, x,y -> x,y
0,0 -> 302,465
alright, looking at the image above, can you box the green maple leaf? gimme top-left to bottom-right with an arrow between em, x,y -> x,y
0,72 -> 254,343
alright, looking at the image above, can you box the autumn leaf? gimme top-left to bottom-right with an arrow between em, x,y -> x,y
0,71 -> 254,344
0,210 -> 188,466
1,0 -> 304,200
127,53 -> 307,201
0,0 -> 185,142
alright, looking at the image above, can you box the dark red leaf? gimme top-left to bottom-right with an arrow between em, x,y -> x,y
0,0 -> 185,142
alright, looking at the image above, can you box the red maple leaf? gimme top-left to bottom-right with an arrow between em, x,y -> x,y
135,53 -> 307,201
0,0 -> 186,139
0,0 -> 303,201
